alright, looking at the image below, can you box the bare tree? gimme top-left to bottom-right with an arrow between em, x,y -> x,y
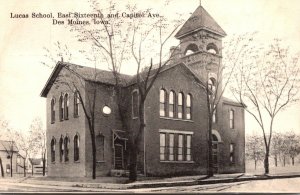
246,133 -> 265,170
231,39 -> 300,174
194,34 -> 254,177
29,117 -> 47,176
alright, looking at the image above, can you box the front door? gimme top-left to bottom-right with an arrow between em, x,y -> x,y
114,144 -> 124,169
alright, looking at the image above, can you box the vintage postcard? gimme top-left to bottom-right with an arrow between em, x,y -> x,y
0,0 -> 299,193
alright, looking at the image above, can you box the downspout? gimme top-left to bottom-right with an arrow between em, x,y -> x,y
143,102 -> 147,176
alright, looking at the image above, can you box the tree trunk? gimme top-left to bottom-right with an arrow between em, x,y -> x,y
254,160 -> 257,170
207,110 -> 214,177
292,157 -> 295,166
283,156 -> 286,167
23,159 -> 26,177
129,145 -> 137,182
0,157 -> 4,177
10,154 -> 13,177
42,151 -> 46,176
32,163 -> 34,176
91,131 -> 96,179
274,155 -> 277,167
264,148 -> 269,174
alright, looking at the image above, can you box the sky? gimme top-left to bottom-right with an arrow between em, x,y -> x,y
0,0 -> 300,135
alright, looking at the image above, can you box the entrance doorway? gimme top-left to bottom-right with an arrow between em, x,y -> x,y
114,144 -> 124,169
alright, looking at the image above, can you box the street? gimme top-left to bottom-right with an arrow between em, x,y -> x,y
0,177 -> 299,192
132,178 -> 300,193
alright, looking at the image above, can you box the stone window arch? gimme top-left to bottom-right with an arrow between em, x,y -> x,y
206,43 -> 218,54
184,43 -> 199,55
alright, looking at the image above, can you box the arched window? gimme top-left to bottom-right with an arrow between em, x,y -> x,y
186,94 -> 192,120
208,77 -> 216,93
59,136 -> 64,162
51,99 -> 55,124
51,137 -> 56,162
177,92 -> 184,119
207,43 -> 218,54
59,95 -> 64,121
185,44 -> 199,55
74,134 -> 80,162
74,91 -> 80,117
160,89 -> 167,117
169,91 -> 175,118
64,136 -> 69,162
64,94 -> 69,120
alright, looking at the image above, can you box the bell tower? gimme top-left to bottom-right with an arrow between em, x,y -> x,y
172,5 -> 226,81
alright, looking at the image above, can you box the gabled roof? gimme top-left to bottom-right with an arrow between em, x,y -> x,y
126,62 -> 206,89
175,6 -> 226,38
223,97 -> 244,107
0,140 -> 18,152
40,62 -> 133,98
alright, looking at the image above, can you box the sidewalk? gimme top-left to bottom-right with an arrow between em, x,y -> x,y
1,172 -> 300,190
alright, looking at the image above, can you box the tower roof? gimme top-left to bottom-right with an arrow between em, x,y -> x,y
175,5 -> 226,38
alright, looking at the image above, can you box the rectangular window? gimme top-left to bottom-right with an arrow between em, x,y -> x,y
96,135 -> 105,162
169,134 -> 174,161
230,143 -> 235,164
186,135 -> 192,161
160,133 -> 166,160
178,134 -> 183,161
160,130 -> 193,162
132,90 -> 139,118
6,164 -> 10,173
229,110 -> 234,129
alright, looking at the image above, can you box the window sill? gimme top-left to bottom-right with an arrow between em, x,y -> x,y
96,161 -> 105,163
74,161 -> 80,163
160,117 -> 193,122
132,117 -> 138,120
160,160 -> 195,164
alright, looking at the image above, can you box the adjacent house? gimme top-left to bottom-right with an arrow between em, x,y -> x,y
41,5 -> 245,177
0,140 -> 19,177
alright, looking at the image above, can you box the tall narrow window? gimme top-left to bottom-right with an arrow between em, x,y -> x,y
178,134 -> 183,161
96,134 -> 105,162
74,91 -> 80,117
59,95 -> 64,121
64,94 -> 69,120
59,137 -> 64,162
6,164 -> 10,173
51,138 -> 56,162
186,94 -> 192,120
160,133 -> 166,160
169,91 -> 175,118
64,136 -> 69,162
74,134 -> 80,162
51,99 -> 55,123
169,134 -> 174,161
186,135 -> 192,161
208,78 -> 216,93
160,89 -> 167,117
132,90 -> 139,118
229,109 -> 234,129
230,143 -> 235,163
212,105 -> 217,123
178,92 -> 184,119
